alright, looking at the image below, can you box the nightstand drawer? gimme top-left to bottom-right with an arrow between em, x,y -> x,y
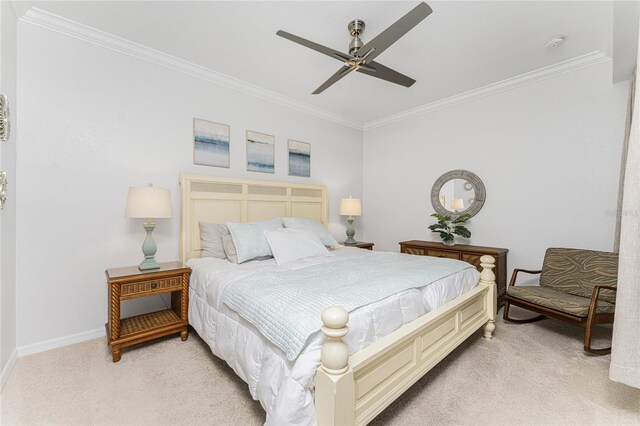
427,250 -> 460,260
121,276 -> 182,298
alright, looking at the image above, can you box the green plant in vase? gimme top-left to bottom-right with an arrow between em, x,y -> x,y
428,213 -> 471,246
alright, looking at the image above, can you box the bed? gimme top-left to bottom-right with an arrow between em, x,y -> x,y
180,174 -> 497,425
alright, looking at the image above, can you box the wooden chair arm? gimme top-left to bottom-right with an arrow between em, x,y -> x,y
587,285 -> 617,320
593,285 -> 617,293
508,269 -> 542,287
589,285 -> 617,303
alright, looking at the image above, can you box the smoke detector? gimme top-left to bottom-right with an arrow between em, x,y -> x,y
545,35 -> 566,49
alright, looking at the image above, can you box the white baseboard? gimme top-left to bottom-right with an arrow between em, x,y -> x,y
0,348 -> 18,391
0,329 -> 106,389
17,327 -> 105,357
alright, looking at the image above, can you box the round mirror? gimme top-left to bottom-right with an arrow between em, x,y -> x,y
431,170 -> 485,218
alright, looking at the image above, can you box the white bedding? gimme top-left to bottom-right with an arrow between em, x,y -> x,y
188,247 -> 479,425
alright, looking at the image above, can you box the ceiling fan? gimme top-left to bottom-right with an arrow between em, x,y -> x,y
276,2 -> 432,94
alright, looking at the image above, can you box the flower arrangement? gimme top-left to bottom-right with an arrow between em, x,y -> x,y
428,213 -> 471,246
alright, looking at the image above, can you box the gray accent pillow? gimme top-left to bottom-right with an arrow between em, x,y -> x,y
199,222 -> 229,259
222,233 -> 238,263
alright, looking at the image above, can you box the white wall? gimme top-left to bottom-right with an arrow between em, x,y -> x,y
0,1 -> 18,382
16,23 -> 363,349
12,12 -> 630,354
363,61 -> 628,278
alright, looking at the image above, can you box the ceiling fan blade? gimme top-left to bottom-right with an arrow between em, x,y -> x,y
276,30 -> 353,63
312,66 -> 355,94
356,2 -> 432,63
356,61 -> 416,87
357,63 -> 377,72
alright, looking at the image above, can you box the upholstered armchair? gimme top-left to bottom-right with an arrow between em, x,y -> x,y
503,248 -> 618,355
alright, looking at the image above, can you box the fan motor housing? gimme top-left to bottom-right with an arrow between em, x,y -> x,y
348,19 -> 365,55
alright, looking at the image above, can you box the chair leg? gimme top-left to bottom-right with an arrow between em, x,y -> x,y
503,299 -> 547,323
502,299 -> 510,321
584,345 -> 611,355
583,316 -> 611,355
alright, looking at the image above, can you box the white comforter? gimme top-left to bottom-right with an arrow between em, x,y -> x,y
188,247 -> 479,425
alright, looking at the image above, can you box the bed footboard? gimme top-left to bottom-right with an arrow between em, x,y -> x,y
316,255 -> 497,426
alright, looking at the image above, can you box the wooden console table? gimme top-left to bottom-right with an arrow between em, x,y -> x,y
399,240 -> 508,308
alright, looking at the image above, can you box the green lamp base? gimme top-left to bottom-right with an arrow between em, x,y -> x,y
138,258 -> 160,271
344,218 -> 357,245
138,222 -> 160,271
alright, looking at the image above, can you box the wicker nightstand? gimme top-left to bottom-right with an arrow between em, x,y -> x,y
340,241 -> 374,250
105,261 -> 191,362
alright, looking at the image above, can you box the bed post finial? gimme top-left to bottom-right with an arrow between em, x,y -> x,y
317,306 -> 354,425
320,306 -> 349,375
480,255 -> 497,340
480,255 -> 496,285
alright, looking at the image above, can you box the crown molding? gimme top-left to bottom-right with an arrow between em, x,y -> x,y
363,50 -> 610,131
20,8 -> 611,133
20,8 -> 364,130
9,0 -> 29,20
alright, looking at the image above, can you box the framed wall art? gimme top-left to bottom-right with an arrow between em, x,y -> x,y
288,139 -> 311,178
193,118 -> 230,168
246,130 -> 275,173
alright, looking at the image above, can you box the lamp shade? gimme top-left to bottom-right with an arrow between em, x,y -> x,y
125,185 -> 172,219
451,199 -> 464,210
340,196 -> 362,217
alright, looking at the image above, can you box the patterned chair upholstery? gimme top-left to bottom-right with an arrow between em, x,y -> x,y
503,248 -> 618,354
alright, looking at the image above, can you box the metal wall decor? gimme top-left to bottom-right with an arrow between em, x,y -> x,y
0,94 -> 9,141
0,171 -> 7,210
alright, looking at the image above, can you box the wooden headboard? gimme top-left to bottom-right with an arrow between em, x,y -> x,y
179,174 -> 328,263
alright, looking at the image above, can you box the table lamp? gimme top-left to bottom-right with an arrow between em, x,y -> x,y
125,184 -> 172,271
340,196 -> 362,245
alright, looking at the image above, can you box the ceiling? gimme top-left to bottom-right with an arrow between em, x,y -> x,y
19,1 -> 617,125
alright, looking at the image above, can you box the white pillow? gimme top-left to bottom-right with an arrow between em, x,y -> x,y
264,228 -> 332,266
282,217 -> 338,247
227,218 -> 283,263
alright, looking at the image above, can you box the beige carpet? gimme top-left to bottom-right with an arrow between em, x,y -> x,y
2,307 -> 639,425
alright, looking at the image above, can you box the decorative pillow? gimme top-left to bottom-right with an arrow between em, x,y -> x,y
222,233 -> 238,263
227,218 -> 283,263
199,222 -> 229,259
264,228 -> 332,266
282,217 -> 338,247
